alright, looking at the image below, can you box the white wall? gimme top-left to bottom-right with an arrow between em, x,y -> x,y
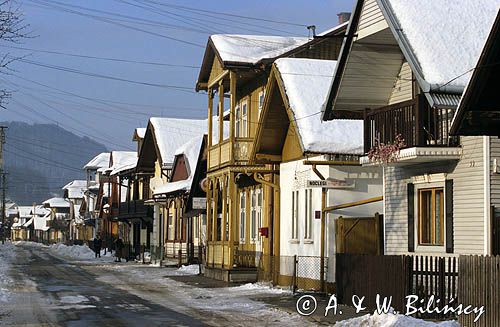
280,155 -> 383,282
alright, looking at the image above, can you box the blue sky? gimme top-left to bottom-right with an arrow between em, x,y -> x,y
2,0 -> 355,150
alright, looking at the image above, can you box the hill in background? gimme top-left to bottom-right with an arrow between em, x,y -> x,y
1,121 -> 108,205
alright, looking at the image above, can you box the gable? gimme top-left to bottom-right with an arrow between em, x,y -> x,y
357,0 -> 388,39
171,155 -> 189,182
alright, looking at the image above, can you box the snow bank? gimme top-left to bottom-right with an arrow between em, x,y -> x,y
48,243 -> 114,262
335,311 -> 459,327
177,264 -> 200,275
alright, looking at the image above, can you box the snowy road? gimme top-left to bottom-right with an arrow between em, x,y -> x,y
0,242 -> 313,327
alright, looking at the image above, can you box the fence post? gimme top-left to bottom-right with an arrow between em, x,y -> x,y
178,248 -> 182,267
438,257 -> 445,304
293,255 -> 298,294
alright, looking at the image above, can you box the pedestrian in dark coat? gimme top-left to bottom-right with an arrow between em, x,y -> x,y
93,235 -> 102,258
114,237 -> 124,262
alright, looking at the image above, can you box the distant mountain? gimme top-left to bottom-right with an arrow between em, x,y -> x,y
1,122 -> 108,205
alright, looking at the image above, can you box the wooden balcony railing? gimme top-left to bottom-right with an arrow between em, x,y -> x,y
118,200 -> 153,220
364,95 -> 458,153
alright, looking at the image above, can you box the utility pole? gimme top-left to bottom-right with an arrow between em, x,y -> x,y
0,126 -> 7,244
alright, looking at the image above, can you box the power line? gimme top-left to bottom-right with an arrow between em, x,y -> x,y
15,57 -> 197,93
27,0 -> 205,48
141,0 -> 308,28
0,44 -> 200,68
135,0 -> 295,35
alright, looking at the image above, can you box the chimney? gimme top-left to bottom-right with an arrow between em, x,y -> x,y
337,12 -> 351,25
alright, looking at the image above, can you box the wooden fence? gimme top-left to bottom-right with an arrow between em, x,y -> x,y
336,254 -> 458,319
459,255 -> 500,327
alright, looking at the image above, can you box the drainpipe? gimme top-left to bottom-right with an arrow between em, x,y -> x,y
311,164 -> 327,293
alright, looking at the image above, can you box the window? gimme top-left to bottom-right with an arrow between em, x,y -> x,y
257,188 -> 262,239
258,91 -> 265,118
167,211 -> 174,241
250,188 -> 262,242
235,105 -> 241,138
239,191 -> 246,243
225,180 -> 229,241
304,189 -> 313,239
251,190 -> 257,241
241,101 -> 248,137
418,187 -> 444,246
291,190 -> 299,239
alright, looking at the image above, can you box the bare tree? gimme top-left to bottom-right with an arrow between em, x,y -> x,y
0,0 -> 29,109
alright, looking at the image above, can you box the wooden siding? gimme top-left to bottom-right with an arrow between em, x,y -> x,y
208,57 -> 223,86
388,61 -> 413,105
356,0 -> 388,39
384,136 -> 486,255
490,137 -> 500,216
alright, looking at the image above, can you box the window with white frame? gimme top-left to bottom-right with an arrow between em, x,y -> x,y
235,105 -> 241,138
304,189 -> 313,240
291,190 -> 299,239
241,101 -> 248,137
251,190 -> 257,242
168,204 -> 174,241
257,188 -> 262,239
239,191 -> 246,243
258,91 -> 265,118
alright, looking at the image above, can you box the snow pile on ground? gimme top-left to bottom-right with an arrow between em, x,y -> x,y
335,311 -> 459,327
48,243 -> 114,262
177,264 -> 200,275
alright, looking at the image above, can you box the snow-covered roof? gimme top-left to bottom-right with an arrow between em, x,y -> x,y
34,216 -> 49,231
18,206 -> 33,218
135,128 -> 146,139
83,152 -> 110,170
380,0 -> 500,92
274,58 -> 363,154
210,35 -> 309,65
154,136 -> 204,196
43,197 -> 70,208
33,205 -> 50,216
108,151 -> 137,175
150,117 -> 207,165
62,180 -> 87,199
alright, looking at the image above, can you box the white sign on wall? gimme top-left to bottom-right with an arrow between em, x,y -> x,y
192,197 -> 207,210
307,179 -> 355,189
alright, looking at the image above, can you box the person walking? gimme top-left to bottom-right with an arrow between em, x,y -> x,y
114,237 -> 124,262
93,235 -> 102,258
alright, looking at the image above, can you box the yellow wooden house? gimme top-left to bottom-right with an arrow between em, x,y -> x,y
196,23 -> 349,282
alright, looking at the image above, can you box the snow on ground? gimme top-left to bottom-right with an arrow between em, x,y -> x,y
335,311 -> 459,327
99,264 -> 308,326
0,242 -> 16,302
177,264 -> 201,275
13,241 -> 115,262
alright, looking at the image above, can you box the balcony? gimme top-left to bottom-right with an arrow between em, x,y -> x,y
117,200 -> 153,221
362,95 -> 461,165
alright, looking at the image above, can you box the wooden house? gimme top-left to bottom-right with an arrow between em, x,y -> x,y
42,197 -> 71,243
82,152 -> 110,237
95,151 -> 136,249
322,0 -> 500,256
152,135 -> 208,265
251,57 -> 383,291
62,180 -> 89,242
195,22 -> 351,282
136,117 -> 207,263
114,128 -> 152,259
